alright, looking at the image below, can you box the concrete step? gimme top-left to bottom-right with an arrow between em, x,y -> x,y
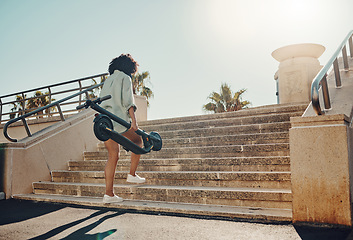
24,103 -> 307,223
13,194 -> 292,224
138,103 -> 307,127
69,156 -> 290,172
140,112 -> 301,133
32,182 -> 292,209
51,170 -> 291,189
96,132 -> 290,151
85,143 -> 289,160
155,132 -> 289,148
149,122 -> 292,140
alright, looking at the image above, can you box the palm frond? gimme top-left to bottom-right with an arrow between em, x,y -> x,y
204,84 -> 251,113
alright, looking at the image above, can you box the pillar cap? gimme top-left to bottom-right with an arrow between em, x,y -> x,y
272,43 -> 325,62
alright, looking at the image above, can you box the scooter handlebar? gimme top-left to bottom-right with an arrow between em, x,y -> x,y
76,95 -> 112,110
99,95 -> 111,102
76,102 -> 88,110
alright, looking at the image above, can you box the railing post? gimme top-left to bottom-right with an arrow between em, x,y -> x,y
78,80 -> 83,105
0,98 -> 2,122
47,87 -> 52,117
349,36 -> 353,58
342,45 -> 349,70
333,58 -> 342,87
321,75 -> 331,110
21,118 -> 32,137
21,93 -> 26,116
56,103 -> 65,121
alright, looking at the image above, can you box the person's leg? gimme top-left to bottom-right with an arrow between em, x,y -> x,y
104,139 -> 120,196
122,129 -> 143,176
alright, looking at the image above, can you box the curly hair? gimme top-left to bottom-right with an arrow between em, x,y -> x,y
108,54 -> 139,76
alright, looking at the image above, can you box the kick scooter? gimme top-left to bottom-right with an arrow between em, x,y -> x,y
76,95 -> 162,154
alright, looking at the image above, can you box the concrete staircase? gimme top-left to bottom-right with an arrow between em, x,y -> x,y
15,103 -> 307,223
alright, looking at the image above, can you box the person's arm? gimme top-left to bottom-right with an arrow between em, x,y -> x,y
128,106 -> 138,131
120,75 -> 138,131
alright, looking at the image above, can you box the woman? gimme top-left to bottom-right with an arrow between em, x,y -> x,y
99,54 -> 145,203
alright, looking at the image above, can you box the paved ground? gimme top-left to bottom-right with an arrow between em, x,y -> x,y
0,199 -> 353,240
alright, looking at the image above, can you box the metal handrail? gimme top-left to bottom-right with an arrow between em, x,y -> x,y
3,81 -> 105,142
311,30 -> 353,115
0,73 -> 107,99
0,73 -> 108,123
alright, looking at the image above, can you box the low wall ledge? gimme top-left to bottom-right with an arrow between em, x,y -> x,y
290,114 -> 350,127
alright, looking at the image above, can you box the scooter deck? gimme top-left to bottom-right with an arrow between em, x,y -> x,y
104,127 -> 153,155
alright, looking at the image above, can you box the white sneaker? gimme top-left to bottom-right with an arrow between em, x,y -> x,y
103,194 -> 123,203
127,174 -> 146,184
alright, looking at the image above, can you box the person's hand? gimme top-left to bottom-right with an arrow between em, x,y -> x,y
130,121 -> 138,131
128,106 -> 138,131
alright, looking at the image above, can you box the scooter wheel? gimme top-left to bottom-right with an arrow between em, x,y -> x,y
93,115 -> 113,141
150,131 -> 162,151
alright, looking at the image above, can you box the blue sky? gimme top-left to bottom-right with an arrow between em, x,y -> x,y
1,0 -> 353,120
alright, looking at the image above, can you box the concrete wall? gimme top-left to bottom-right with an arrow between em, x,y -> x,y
290,114 -> 353,226
1,109 -> 99,198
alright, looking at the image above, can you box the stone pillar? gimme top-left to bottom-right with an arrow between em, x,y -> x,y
290,114 -> 353,226
134,95 -> 147,121
272,43 -> 325,104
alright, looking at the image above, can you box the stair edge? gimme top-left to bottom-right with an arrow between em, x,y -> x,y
12,194 -> 292,224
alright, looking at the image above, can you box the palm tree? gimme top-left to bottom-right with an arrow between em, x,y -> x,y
203,83 -> 251,113
25,91 -> 56,118
132,71 -> 154,106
